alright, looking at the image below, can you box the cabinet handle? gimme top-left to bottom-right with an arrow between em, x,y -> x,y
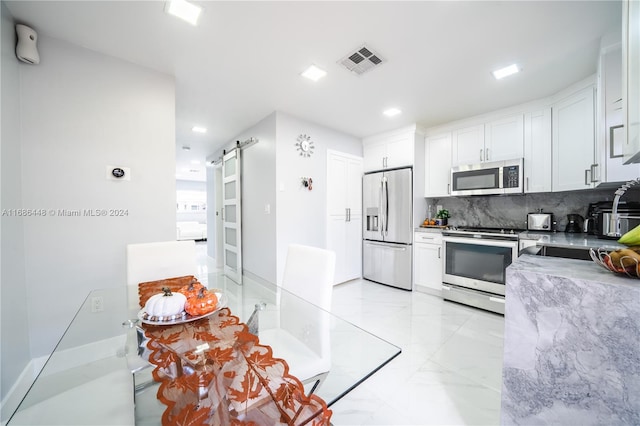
437,247 -> 441,259
590,164 -> 598,183
447,183 -> 450,194
345,208 -> 349,222
584,169 -> 590,186
485,148 -> 489,161
526,177 -> 529,191
480,149 -> 483,161
348,208 -> 351,222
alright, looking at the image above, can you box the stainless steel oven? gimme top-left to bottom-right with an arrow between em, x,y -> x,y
441,228 -> 519,314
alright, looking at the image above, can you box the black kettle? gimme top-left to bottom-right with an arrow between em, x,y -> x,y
565,214 -> 584,233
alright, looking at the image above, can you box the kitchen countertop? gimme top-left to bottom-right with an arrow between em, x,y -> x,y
414,226 -> 445,234
518,231 -> 626,251
501,255 -> 640,425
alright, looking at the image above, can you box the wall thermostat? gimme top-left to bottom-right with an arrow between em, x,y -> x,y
111,167 -> 125,178
106,165 -> 131,181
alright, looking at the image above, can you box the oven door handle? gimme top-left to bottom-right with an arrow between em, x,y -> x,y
443,236 -> 518,249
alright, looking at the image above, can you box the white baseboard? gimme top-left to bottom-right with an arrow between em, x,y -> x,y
1,335 -> 126,425
0,358 -> 41,426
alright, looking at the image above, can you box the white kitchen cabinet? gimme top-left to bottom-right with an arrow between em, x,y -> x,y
552,85 -> 597,192
452,125 -> 484,166
363,131 -> 413,171
414,232 -> 443,295
623,0 -> 640,163
523,108 -> 552,193
484,114 -> 524,162
424,133 -> 452,197
597,45 -> 640,181
327,150 -> 363,285
451,115 -> 524,167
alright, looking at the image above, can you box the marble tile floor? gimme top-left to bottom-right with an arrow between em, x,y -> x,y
329,280 -> 504,425
197,243 -> 505,425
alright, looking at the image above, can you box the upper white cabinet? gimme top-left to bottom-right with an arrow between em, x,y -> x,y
451,115 -> 524,166
523,108 -> 552,193
624,0 -> 640,163
597,44 -> 640,181
452,125 -> 484,166
552,85 -> 597,192
424,133 -> 452,197
484,114 -> 524,162
363,130 -> 414,171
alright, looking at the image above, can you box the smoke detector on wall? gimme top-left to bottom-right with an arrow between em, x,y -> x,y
338,45 -> 384,75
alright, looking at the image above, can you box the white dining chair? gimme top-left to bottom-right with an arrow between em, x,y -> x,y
126,240 -> 197,288
125,240 -> 198,391
258,244 -> 336,395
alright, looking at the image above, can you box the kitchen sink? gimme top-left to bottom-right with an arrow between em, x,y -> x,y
522,245 -> 592,261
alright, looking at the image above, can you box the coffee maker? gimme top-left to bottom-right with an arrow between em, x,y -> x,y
565,214 -> 584,233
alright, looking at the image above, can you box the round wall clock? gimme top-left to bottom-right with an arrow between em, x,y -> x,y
295,134 -> 315,157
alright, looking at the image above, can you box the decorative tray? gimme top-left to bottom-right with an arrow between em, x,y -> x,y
589,248 -> 640,279
138,292 -> 228,325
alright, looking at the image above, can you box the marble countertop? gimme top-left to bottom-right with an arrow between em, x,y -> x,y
414,227 -> 444,234
508,254 -> 639,286
518,231 -> 626,251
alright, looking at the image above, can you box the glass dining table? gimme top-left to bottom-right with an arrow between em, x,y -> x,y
7,272 -> 401,425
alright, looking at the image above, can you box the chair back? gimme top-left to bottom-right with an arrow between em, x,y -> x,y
126,240 -> 197,287
282,244 -> 336,311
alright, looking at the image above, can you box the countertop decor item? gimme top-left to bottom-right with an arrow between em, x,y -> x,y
435,209 -> 450,226
590,247 -> 640,278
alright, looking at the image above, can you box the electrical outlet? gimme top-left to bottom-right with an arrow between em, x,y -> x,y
91,296 -> 104,313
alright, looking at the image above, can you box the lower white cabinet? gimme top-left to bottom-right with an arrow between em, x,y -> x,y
413,232 -> 443,295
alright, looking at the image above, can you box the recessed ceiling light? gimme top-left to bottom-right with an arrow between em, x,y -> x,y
190,160 -> 201,165
165,0 -> 202,26
383,108 -> 402,117
301,65 -> 327,82
192,126 -> 207,133
492,64 -> 520,80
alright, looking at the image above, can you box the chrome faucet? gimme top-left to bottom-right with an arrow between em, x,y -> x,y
608,177 -> 640,237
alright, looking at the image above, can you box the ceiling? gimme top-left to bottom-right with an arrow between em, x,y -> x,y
6,1 -> 622,182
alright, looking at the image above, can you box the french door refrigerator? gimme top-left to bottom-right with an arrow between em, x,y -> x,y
363,167 -> 413,290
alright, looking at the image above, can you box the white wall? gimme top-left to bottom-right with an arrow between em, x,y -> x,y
18,37 -> 176,358
0,1 -> 30,409
275,112 -> 362,284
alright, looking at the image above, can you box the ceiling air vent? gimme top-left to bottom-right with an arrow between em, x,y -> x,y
339,45 -> 385,75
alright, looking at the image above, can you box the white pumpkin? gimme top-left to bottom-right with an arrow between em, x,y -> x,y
144,287 -> 186,317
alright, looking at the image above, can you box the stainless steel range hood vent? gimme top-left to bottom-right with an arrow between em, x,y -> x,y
339,45 -> 385,75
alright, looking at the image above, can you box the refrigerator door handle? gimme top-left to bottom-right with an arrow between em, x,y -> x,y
379,179 -> 385,237
384,177 -> 389,236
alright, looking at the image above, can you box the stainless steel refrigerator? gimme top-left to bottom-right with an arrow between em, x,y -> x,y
362,167 -> 413,290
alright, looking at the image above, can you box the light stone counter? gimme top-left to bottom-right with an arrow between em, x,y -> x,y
414,226 -> 445,234
501,255 -> 640,425
519,231 -> 626,251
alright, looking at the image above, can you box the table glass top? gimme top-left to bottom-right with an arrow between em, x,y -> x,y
8,272 -> 400,425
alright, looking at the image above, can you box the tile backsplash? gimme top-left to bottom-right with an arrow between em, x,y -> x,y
428,187 -> 640,231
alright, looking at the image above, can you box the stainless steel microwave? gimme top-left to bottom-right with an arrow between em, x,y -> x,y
450,159 -> 523,196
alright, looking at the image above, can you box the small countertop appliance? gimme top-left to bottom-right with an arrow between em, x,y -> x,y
527,211 -> 554,231
565,214 -> 584,233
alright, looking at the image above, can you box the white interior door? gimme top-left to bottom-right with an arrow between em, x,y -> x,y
222,149 -> 242,283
